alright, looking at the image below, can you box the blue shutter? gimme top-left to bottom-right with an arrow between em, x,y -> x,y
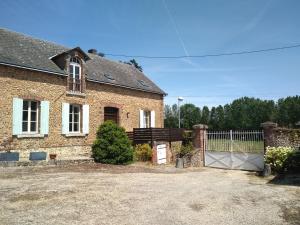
40,101 -> 50,135
13,98 -> 23,135
82,105 -> 89,134
62,103 -> 69,134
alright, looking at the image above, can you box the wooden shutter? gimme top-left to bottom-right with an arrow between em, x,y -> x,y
12,98 -> 23,135
150,110 -> 155,128
61,103 -> 69,134
40,101 -> 50,135
82,104 -> 89,134
139,110 -> 144,128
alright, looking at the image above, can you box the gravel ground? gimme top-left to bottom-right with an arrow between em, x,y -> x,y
0,163 -> 299,225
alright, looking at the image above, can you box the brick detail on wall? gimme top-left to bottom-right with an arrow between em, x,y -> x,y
262,122 -> 300,150
192,124 -> 208,166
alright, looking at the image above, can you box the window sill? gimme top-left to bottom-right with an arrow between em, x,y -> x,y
65,133 -> 87,137
17,134 -> 46,138
66,91 -> 86,98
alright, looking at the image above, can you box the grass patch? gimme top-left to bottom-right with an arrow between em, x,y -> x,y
207,139 -> 264,153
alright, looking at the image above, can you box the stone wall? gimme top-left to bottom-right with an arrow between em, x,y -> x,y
262,122 -> 300,150
0,65 -> 164,160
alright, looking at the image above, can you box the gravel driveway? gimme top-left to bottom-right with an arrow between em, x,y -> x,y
0,164 -> 299,225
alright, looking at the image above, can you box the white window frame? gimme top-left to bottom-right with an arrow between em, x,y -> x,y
69,57 -> 81,92
143,111 -> 151,128
22,100 -> 39,134
69,57 -> 81,80
69,104 -> 81,133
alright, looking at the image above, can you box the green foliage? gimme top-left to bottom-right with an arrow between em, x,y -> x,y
164,95 -> 300,129
201,106 -> 210,125
92,121 -> 133,164
123,59 -> 143,72
134,144 -> 152,161
265,146 -> 295,173
177,131 -> 194,157
285,150 -> 300,173
180,104 -> 201,129
164,104 -> 178,128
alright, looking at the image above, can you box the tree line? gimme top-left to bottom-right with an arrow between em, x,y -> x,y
164,96 -> 300,130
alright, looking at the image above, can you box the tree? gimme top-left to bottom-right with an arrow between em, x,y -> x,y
209,107 -> 217,129
215,105 -> 225,129
276,96 -> 300,127
180,104 -> 201,129
164,95 -> 299,130
164,104 -> 178,128
124,59 -> 143,72
201,106 -> 210,125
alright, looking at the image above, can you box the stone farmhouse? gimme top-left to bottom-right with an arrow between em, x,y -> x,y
0,28 -> 166,161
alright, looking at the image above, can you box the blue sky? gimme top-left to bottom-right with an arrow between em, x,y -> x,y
1,0 -> 299,107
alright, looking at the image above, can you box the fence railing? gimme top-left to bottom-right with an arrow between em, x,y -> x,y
206,130 -> 264,153
127,128 -> 185,146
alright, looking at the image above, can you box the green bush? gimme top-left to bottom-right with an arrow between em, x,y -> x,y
285,150 -> 300,173
265,146 -> 294,173
92,121 -> 133,164
177,131 -> 194,157
134,144 -> 152,161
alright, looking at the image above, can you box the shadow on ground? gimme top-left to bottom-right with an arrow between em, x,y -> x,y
268,173 -> 300,186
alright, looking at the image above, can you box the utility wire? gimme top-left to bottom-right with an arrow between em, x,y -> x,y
105,43 -> 300,59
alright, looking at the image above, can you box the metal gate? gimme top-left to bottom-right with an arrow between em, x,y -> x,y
204,130 -> 264,171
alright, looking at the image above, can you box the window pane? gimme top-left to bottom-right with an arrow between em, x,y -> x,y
31,111 -> 37,122
74,123 -> 79,132
22,111 -> 28,121
75,66 -> 80,76
74,106 -> 79,114
69,105 -> 73,113
69,65 -> 74,76
69,123 -> 73,132
23,101 -> 28,110
31,101 -> 37,111
30,122 -> 37,132
74,113 -> 79,123
69,113 -> 73,123
22,122 -> 28,132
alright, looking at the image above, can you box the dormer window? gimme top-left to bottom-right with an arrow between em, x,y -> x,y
68,57 -> 81,92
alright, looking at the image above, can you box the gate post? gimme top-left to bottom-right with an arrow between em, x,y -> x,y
192,124 -> 208,166
261,122 -> 277,151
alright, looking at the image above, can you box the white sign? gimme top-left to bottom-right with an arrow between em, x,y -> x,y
157,144 -> 167,164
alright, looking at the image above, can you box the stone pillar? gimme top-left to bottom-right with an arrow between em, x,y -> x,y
192,124 -> 208,166
261,122 -> 278,150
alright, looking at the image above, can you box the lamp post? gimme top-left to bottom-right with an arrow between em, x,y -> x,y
178,97 -> 184,128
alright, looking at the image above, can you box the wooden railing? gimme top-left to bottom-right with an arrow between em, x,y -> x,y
127,128 -> 185,146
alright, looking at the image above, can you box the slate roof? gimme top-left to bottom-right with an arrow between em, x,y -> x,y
0,28 -> 166,95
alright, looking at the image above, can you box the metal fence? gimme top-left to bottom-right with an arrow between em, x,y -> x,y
206,130 -> 264,153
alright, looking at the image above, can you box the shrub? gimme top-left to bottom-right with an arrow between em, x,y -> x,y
265,146 -> 294,173
134,144 -> 152,161
92,121 -> 133,164
285,150 -> 300,173
177,131 -> 194,157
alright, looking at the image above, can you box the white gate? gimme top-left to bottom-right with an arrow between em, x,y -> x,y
205,130 -> 264,171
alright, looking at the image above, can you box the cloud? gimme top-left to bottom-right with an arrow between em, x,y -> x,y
243,0 -> 273,32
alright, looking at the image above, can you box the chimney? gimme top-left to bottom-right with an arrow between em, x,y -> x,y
88,49 -> 97,54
